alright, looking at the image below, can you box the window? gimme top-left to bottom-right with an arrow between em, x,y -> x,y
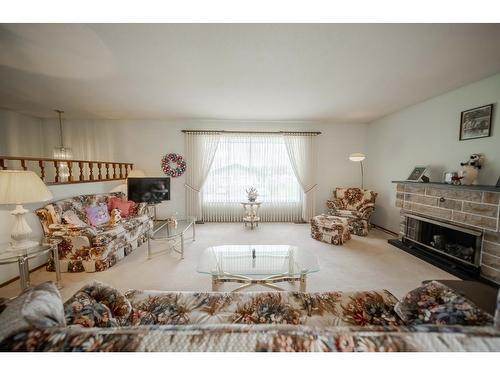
202,134 -> 302,222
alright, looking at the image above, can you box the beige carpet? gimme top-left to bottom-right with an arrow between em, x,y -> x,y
0,223 -> 457,301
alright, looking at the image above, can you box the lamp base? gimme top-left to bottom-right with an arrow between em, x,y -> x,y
8,204 -> 38,251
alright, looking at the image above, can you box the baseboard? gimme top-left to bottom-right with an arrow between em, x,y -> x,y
372,224 -> 398,236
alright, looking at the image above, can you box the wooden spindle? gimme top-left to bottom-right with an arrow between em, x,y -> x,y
89,162 -> 94,181
113,163 -> 117,179
78,162 -> 84,181
21,159 -> 27,170
97,162 -> 102,180
53,161 -> 60,183
105,163 -> 110,179
118,163 -> 123,179
67,161 -> 73,182
39,160 -> 45,181
0,158 -> 6,170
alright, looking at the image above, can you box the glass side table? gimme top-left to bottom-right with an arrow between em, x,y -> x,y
147,218 -> 195,259
0,240 -> 62,292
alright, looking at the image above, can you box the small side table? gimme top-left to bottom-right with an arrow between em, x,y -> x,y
240,201 -> 262,229
0,240 -> 62,292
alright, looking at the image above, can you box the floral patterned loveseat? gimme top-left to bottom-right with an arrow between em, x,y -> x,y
326,187 -> 378,236
35,193 -> 152,273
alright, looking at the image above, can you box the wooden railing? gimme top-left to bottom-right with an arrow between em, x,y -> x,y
0,156 -> 134,185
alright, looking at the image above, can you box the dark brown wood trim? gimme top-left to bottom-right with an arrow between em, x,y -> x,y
372,224 -> 398,237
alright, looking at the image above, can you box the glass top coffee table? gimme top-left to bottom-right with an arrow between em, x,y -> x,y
147,219 -> 195,259
197,245 -> 319,292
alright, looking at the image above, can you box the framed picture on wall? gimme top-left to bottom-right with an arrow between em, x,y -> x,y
406,166 -> 428,182
459,104 -> 494,140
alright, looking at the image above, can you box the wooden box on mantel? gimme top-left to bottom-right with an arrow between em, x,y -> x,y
393,181 -> 500,284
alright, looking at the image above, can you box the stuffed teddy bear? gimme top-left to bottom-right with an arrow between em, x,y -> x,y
109,208 -> 122,226
458,154 -> 484,185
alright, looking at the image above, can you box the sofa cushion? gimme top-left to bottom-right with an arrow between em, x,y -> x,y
86,204 -> 110,227
394,281 -> 494,326
92,225 -> 127,246
62,210 -> 89,227
123,289 -> 402,327
64,281 -> 132,328
0,282 -> 65,342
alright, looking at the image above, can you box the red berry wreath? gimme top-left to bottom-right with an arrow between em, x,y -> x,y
161,153 -> 187,177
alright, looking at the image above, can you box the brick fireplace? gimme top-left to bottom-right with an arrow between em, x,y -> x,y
390,181 -> 500,285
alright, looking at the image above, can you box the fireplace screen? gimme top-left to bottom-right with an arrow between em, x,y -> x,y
404,214 -> 481,266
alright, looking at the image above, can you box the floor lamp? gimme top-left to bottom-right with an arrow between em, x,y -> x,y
349,153 -> 366,189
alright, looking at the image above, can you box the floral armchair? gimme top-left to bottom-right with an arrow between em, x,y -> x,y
35,193 -> 152,273
326,187 -> 378,236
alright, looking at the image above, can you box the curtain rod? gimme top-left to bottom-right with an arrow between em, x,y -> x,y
181,130 -> 321,135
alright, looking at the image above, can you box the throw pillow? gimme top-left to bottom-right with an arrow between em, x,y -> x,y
108,197 -> 136,218
85,203 -> 110,226
394,281 -> 494,326
64,281 -> 132,328
107,196 -> 123,212
0,282 -> 66,343
62,210 -> 88,227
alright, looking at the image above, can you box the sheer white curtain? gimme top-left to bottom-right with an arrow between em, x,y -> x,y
185,132 -> 221,221
202,134 -> 302,222
283,133 -> 318,222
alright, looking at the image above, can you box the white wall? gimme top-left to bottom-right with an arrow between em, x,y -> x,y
0,109 -> 43,156
40,119 -> 369,220
366,73 -> 500,232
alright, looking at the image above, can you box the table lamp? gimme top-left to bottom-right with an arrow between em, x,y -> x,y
349,153 -> 366,189
0,170 -> 53,250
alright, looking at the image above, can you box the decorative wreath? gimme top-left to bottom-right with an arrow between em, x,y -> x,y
161,153 -> 187,177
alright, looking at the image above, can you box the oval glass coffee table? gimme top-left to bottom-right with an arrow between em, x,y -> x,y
197,245 -> 319,292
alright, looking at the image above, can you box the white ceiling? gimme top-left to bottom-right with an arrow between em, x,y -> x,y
1,24 -> 500,123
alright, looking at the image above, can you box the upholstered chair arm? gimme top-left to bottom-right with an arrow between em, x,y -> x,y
358,203 -> 375,220
134,202 -> 148,216
35,208 -> 53,236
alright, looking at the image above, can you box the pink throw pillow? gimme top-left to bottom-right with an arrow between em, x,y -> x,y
85,204 -> 110,227
107,196 -> 122,212
108,197 -> 136,218
113,200 -> 134,218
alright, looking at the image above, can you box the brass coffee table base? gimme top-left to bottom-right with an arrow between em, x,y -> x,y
211,271 -> 307,292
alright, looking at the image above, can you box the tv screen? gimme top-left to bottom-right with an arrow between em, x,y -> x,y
127,177 -> 170,203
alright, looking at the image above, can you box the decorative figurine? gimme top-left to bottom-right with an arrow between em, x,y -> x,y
109,208 -> 122,226
246,187 -> 258,202
458,153 -> 484,185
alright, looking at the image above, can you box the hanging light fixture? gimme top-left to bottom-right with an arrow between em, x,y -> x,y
53,110 -> 72,181
53,110 -> 72,159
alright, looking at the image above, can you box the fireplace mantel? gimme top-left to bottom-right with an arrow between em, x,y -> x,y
392,181 -> 500,193
391,181 -> 500,285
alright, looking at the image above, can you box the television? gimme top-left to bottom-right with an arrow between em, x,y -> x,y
127,177 -> 170,203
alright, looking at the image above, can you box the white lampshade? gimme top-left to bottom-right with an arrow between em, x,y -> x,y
128,169 -> 146,178
0,170 -> 53,204
349,153 -> 366,162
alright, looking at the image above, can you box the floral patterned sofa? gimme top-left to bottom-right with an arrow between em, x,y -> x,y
326,187 -> 378,236
35,193 -> 153,273
1,281 -> 498,352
